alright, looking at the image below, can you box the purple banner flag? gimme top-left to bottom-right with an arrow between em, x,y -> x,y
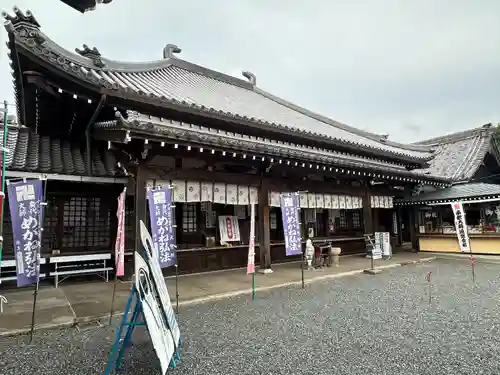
7,179 -> 44,287
147,186 -> 176,268
280,193 -> 302,256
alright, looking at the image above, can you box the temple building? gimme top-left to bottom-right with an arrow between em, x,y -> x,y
1,8 -> 475,281
396,124 -> 500,255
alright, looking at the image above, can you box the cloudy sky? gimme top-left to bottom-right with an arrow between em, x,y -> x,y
1,0 -> 499,142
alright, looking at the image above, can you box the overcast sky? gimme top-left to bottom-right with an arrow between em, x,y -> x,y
1,0 -> 499,142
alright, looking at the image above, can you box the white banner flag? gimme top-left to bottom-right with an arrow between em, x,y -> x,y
247,204 -> 256,274
451,202 -> 471,252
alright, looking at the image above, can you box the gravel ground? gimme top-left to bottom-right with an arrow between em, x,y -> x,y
2,259 -> 500,375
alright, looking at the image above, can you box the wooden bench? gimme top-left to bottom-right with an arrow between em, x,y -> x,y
0,258 -> 47,283
49,253 -> 112,288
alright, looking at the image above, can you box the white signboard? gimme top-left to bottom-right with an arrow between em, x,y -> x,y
247,204 -> 256,274
218,215 -> 241,242
139,221 -> 181,347
451,202 -> 471,252
134,251 -> 175,375
375,232 -> 392,257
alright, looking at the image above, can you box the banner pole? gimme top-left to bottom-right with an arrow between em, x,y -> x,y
109,188 -> 126,325
29,177 -> 47,343
0,100 -> 9,271
296,192 -> 305,289
170,187 -> 179,317
251,271 -> 256,300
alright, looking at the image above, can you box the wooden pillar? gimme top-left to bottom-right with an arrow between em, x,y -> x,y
409,206 -> 419,252
362,184 -> 374,234
258,178 -> 272,272
134,164 -> 148,258
396,207 -> 403,246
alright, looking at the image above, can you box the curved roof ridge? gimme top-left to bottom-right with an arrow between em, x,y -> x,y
2,7 -> 254,88
413,123 -> 494,146
253,87 -> 433,153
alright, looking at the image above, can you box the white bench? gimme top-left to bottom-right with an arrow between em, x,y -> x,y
0,258 -> 47,283
49,253 -> 112,288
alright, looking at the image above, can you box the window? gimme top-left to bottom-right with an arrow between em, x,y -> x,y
338,210 -> 348,229
182,203 -> 197,233
352,210 -> 362,229
62,197 -> 110,248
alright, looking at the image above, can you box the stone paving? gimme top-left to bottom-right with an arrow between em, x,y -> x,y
0,252 -> 427,335
2,259 -> 500,375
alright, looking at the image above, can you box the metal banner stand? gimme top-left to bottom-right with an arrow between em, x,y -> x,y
108,187 -> 127,326
28,176 -> 47,343
169,185 -> 179,317
148,184 -> 180,316
0,101 -> 9,280
104,283 -> 181,375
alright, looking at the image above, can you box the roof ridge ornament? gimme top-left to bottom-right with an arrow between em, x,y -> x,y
163,44 -> 181,59
242,71 -> 256,85
75,44 -> 105,68
1,7 -> 40,28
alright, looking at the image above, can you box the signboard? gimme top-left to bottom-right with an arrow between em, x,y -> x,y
7,179 -> 44,287
114,188 -> 126,277
375,232 -> 391,257
218,215 -> 241,242
134,251 -> 175,375
451,202 -> 471,252
139,221 -> 181,348
147,187 -> 176,268
247,204 -> 256,274
280,193 -> 302,256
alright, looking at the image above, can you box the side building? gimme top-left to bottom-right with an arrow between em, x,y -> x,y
1,8 -> 449,279
396,124 -> 500,254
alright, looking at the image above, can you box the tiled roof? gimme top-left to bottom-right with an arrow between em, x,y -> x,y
1,125 -> 119,176
411,124 -> 495,182
93,111 -> 447,183
2,8 -> 434,162
396,183 -> 500,204
60,0 -> 113,13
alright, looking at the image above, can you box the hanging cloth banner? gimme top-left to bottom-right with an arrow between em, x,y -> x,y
147,187 -> 177,269
7,179 -> 44,287
280,193 -> 302,256
115,188 -> 126,277
451,202 -> 471,252
247,204 -> 256,274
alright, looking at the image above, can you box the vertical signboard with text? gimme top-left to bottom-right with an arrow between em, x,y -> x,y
451,202 -> 471,252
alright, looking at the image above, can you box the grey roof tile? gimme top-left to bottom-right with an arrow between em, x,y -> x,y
2,9 -> 434,161
25,132 -> 40,171
411,125 -> 494,181
398,183 -> 500,204
11,129 -> 28,169
1,126 -> 118,177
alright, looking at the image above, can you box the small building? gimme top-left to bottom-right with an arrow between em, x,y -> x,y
396,124 -> 500,254
2,8 -> 449,279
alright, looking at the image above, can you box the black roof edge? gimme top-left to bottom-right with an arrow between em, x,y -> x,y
97,115 -> 449,184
